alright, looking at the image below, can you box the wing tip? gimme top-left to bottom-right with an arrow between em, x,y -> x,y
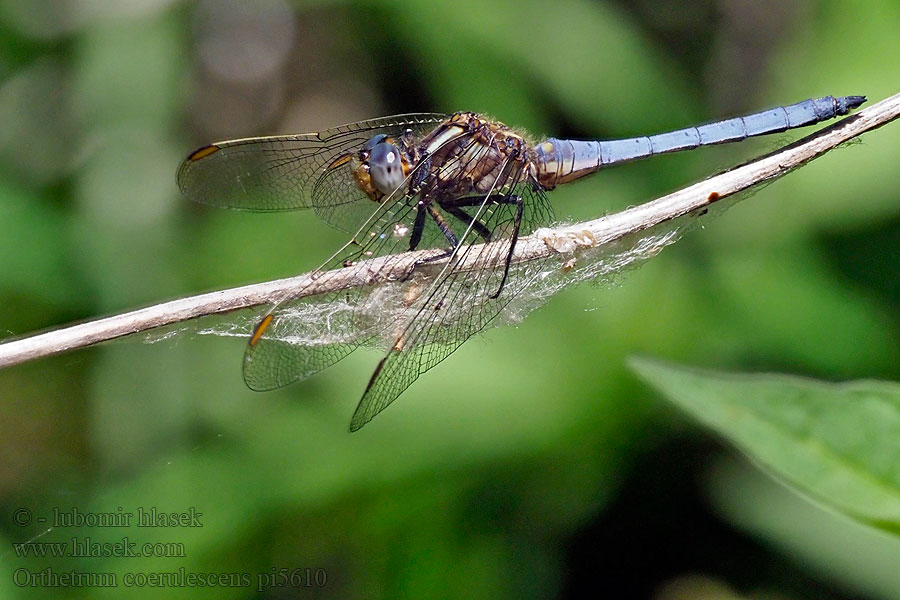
176,144 -> 222,193
348,354 -> 392,432
186,144 -> 221,162
348,401 -> 380,432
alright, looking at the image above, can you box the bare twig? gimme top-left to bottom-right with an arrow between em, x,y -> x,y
1,92 -> 898,368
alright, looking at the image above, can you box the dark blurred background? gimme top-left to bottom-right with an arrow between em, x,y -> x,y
1,0 -> 898,598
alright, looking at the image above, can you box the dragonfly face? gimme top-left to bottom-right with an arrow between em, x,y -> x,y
349,133 -> 414,201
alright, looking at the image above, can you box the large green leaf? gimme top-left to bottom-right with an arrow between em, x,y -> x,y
630,357 -> 900,535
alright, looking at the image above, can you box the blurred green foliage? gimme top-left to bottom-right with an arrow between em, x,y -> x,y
0,0 -> 898,598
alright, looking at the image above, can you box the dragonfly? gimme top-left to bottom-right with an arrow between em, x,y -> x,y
177,94 -> 865,431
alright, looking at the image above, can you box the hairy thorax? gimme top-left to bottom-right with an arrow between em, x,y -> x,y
416,112 -> 530,199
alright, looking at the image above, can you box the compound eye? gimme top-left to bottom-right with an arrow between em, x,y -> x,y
368,141 -> 405,195
363,134 -> 389,152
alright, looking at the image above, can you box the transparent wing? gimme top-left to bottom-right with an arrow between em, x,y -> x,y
349,160 -> 554,431
240,129 -> 501,391
176,113 -> 446,232
240,193 -> 425,390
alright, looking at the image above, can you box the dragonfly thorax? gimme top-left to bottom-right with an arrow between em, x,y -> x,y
417,112 -> 530,198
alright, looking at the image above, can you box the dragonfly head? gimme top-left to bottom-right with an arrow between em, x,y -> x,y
351,134 -> 411,201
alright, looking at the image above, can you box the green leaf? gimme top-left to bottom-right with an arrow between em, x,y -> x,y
629,357 -> 900,535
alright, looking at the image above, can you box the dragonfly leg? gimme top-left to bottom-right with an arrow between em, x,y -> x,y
399,247 -> 455,283
426,203 -> 460,248
437,193 -> 525,298
489,194 -> 524,299
439,191 -> 529,243
442,205 -> 493,241
408,200 -> 429,251
408,193 -> 524,297
398,203 -> 457,282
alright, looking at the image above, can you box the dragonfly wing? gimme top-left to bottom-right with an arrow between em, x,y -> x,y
241,127 -> 480,390
349,165 -> 554,431
241,191 -> 426,389
177,113 -> 445,230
